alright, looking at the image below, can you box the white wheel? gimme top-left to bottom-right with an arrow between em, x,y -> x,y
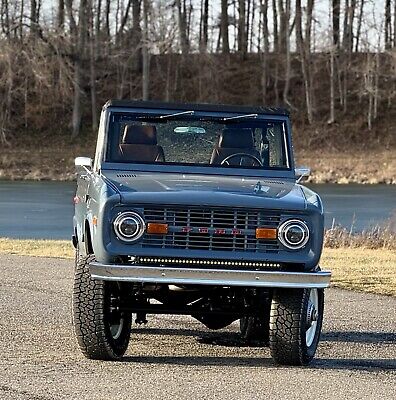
305,288 -> 319,347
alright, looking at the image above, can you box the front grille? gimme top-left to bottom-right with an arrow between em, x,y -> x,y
141,207 -> 281,253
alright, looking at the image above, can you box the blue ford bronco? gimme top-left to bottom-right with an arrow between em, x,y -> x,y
72,100 -> 331,365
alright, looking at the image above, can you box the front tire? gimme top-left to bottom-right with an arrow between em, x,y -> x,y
72,254 -> 132,360
269,288 -> 324,366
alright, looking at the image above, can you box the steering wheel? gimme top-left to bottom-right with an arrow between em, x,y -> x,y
220,153 -> 263,167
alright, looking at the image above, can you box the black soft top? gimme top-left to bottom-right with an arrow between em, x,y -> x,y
104,99 -> 289,116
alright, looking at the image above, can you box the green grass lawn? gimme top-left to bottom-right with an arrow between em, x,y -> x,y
0,238 -> 394,296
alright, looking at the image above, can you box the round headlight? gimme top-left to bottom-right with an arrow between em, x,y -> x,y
278,219 -> 309,250
113,212 -> 146,242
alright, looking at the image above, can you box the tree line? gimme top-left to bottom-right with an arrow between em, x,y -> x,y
0,0 -> 395,143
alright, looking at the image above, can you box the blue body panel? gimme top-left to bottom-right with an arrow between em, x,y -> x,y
73,103 -> 324,273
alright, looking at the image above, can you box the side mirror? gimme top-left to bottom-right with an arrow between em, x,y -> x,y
75,157 -> 93,169
295,167 -> 310,183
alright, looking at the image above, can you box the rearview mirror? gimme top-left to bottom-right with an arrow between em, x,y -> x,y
295,167 -> 310,183
75,157 -> 92,169
174,126 -> 206,134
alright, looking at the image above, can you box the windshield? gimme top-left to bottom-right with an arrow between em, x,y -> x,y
106,112 -> 289,170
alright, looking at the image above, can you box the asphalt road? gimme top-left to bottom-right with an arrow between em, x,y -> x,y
0,255 -> 395,400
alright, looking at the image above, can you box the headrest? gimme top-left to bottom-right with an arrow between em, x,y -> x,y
121,124 -> 157,145
218,128 -> 254,149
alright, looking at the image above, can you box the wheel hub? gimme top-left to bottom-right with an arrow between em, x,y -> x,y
306,301 -> 317,328
107,284 -> 125,340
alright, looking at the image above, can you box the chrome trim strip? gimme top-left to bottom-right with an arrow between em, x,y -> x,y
90,262 -> 331,288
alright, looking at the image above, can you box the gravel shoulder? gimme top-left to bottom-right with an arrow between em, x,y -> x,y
0,254 -> 395,400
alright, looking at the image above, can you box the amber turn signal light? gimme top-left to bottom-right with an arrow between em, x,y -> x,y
256,227 -> 277,240
147,223 -> 168,235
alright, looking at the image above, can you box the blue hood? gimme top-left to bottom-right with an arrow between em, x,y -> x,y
101,171 -> 306,211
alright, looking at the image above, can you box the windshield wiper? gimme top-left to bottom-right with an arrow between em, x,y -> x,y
159,110 -> 195,119
223,113 -> 258,121
136,110 -> 195,122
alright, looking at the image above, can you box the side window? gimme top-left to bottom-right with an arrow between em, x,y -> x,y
259,123 -> 287,168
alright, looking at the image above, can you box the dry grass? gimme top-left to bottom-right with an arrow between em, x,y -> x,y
0,238 -> 73,259
324,224 -> 396,250
321,248 -> 396,297
0,239 -> 394,296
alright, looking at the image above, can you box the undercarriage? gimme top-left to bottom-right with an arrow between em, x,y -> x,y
115,283 -> 272,330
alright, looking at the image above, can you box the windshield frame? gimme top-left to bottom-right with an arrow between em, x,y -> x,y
98,107 -> 295,179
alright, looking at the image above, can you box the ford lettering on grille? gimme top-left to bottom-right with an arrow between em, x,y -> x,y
180,227 -> 243,235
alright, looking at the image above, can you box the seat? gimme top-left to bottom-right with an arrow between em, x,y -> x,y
210,128 -> 260,165
118,125 -> 165,162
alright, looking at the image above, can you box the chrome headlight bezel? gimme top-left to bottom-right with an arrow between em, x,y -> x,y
113,211 -> 146,243
278,219 -> 310,250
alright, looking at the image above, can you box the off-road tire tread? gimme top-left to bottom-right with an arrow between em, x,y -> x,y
72,254 -> 130,360
269,289 -> 323,366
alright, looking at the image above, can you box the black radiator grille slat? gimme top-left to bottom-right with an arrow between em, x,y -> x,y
142,207 -> 281,253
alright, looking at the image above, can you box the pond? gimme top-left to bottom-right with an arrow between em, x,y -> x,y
0,182 -> 394,239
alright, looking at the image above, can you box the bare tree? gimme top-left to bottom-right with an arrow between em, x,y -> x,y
176,0 -> 189,54
221,0 -> 230,53
329,40 -> 336,124
199,0 -> 209,52
248,0 -> 256,52
57,0 -> 65,30
0,0 -> 394,146
30,0 -> 39,37
246,0 -> 251,52
332,0 -> 340,47
355,0 -> 365,52
342,0 -> 349,50
131,0 -> 142,72
385,0 -> 392,49
65,0 -> 88,138
272,0 -> 279,103
281,0 -> 292,108
394,0 -> 396,47
342,0 -> 356,52
260,0 -> 269,103
296,0 -> 314,123
95,0 -> 102,35
1,0 -> 11,39
105,0 -> 111,38
142,0 -> 150,100
116,0 -> 133,43
88,0 -> 98,132
238,0 -> 247,56
305,0 -> 314,51
278,0 -> 288,53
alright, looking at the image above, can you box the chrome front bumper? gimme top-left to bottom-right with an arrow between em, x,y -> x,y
90,262 -> 331,289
